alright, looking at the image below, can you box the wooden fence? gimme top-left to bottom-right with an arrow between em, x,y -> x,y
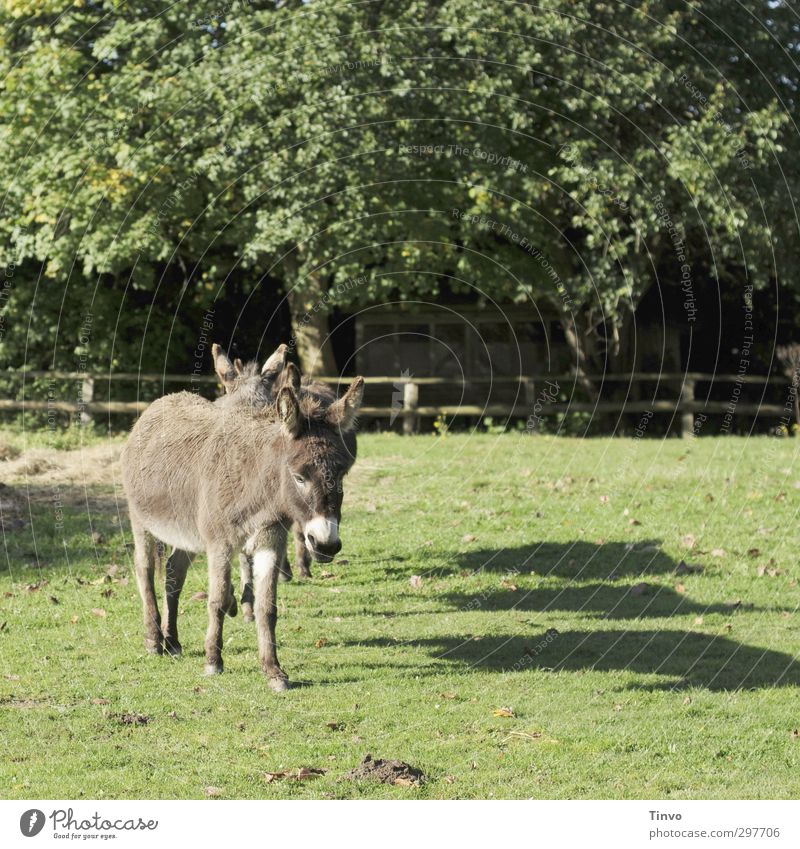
0,370 -> 793,436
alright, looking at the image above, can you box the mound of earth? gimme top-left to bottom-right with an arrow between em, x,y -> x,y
343,754 -> 424,787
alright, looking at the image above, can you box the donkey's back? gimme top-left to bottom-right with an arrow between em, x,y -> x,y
121,391 -> 219,552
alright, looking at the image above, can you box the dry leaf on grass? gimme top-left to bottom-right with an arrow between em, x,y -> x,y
439,692 -> 457,700
462,533 -> 477,543
675,583 -> 686,594
747,548 -> 761,558
204,787 -> 223,798
680,534 -> 696,549
91,608 -> 106,618
191,591 -> 207,601
409,575 -> 423,589
91,698 -> 109,705
493,707 -> 514,718
710,548 -> 726,557
264,767 -> 326,783
314,638 -> 328,649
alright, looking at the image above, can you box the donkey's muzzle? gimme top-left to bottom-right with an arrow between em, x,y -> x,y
306,535 -> 342,562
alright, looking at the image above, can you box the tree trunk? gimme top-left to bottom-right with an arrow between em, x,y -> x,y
553,300 -> 599,403
284,269 -> 337,376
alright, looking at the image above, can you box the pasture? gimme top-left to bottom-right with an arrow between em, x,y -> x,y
0,429 -> 798,799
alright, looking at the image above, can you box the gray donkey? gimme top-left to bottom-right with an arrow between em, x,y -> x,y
210,343 -> 357,620
121,372 -> 364,690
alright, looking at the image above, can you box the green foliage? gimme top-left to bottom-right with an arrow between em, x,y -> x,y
0,1 -> 797,372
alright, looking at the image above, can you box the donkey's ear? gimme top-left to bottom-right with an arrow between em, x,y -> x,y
261,343 -> 289,377
234,358 -> 244,375
279,361 -> 301,393
327,377 -> 364,433
276,386 -> 301,438
212,343 -> 237,393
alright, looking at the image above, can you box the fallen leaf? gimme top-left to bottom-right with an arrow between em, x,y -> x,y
710,548 -> 725,557
747,548 -> 760,558
92,698 -> 109,705
500,580 -> 518,591
69,615 -> 79,624
204,787 -> 223,798
444,775 -> 455,784
599,495 -> 609,504
91,608 -> 107,618
462,533 -> 476,543
493,707 -> 514,718
4,674 -> 20,680
680,534 -> 696,549
683,697 -> 692,705
693,616 -> 704,625
191,591 -> 207,601
629,518 -> 642,526
614,703 -> 623,712
91,532 -> 104,545
319,571 -> 336,579
440,692 -> 457,700
314,637 -> 328,648
264,767 -> 325,783
675,583 -> 686,594
409,575 -> 423,589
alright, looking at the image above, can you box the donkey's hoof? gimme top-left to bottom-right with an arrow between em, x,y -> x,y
225,596 -> 238,618
278,569 -> 293,583
267,675 -> 290,692
145,641 -> 163,656
164,639 -> 183,657
203,662 -> 223,676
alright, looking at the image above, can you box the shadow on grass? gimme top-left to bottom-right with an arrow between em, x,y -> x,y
424,540 -> 680,580
441,582 -> 756,620
349,630 -> 800,691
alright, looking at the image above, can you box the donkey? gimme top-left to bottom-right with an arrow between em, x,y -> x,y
210,343 -> 357,621
121,376 -> 364,690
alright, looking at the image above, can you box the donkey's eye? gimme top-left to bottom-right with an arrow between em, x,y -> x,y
293,475 -> 306,486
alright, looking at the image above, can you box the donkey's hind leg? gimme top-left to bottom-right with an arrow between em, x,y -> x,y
293,522 -> 312,579
131,517 -> 162,655
162,548 -> 194,656
240,551 -> 255,622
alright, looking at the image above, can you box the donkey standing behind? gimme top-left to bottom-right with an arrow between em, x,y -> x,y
121,373 -> 363,690
210,344 -> 357,620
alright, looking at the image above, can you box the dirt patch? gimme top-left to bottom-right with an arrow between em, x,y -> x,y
116,712 -> 150,726
343,754 -> 424,787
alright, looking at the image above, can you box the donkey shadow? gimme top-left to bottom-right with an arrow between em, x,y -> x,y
350,630 -> 800,692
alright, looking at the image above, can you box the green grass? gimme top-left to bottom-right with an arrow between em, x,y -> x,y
1,431 -> 800,799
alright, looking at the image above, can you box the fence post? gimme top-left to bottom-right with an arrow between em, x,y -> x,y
680,379 -> 695,437
403,380 -> 419,435
80,376 -> 94,427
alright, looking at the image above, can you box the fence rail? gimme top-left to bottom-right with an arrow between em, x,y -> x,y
0,370 -> 794,436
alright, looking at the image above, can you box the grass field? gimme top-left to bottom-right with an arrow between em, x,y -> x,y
1,428 -> 799,799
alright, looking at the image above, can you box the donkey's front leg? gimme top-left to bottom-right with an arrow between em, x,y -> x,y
253,529 -> 289,691
204,543 -> 233,675
131,518 -> 162,655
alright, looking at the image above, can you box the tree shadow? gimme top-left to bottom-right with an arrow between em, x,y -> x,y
450,540 -> 678,580
350,630 -> 800,692
441,581 -> 755,620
